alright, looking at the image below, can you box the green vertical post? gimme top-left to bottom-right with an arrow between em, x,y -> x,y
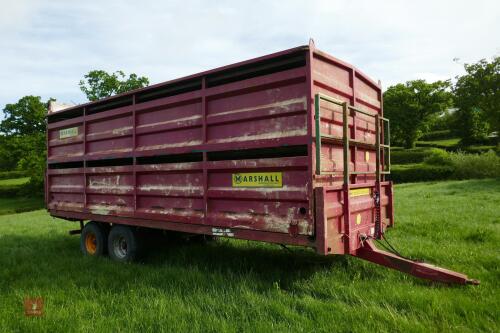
375,115 -> 381,182
386,119 -> 391,173
342,102 -> 349,185
315,94 -> 321,175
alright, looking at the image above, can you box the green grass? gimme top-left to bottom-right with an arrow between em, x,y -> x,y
0,177 -> 30,186
416,138 -> 461,148
415,138 -> 496,153
0,179 -> 499,332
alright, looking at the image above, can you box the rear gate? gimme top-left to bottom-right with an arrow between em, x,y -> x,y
315,182 -> 393,255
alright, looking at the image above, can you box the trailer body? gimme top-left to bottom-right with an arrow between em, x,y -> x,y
46,41 -> 477,284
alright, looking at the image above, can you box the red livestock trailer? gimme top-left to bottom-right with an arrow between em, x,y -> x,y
46,40 -> 477,285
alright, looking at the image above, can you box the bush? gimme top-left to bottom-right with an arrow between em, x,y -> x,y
0,170 -> 27,180
420,130 -> 452,141
423,149 -> 453,166
450,150 -> 500,179
0,185 -> 22,197
391,148 -> 440,164
16,179 -> 44,198
389,164 -> 454,183
390,150 -> 500,183
462,145 -> 497,154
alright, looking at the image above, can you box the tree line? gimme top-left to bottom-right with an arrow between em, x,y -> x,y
384,56 -> 498,148
0,56 -> 498,195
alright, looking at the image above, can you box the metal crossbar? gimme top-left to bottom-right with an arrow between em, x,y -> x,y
314,93 -> 391,181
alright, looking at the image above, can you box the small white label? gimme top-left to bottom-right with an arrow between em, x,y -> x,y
59,127 -> 78,139
212,228 -> 234,237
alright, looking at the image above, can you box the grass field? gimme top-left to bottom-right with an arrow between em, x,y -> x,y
0,179 -> 499,332
416,137 -> 461,148
0,177 -> 30,186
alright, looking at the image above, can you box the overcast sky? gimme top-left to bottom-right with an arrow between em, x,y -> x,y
0,0 -> 498,114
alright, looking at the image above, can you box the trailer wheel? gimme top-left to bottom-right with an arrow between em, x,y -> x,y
108,225 -> 139,263
80,222 -> 107,256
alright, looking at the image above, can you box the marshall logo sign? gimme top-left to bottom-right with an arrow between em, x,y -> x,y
232,172 -> 283,188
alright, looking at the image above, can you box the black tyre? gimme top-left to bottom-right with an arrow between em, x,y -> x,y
80,222 -> 108,256
108,225 -> 140,262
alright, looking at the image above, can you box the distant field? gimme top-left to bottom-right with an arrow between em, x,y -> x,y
0,179 -> 498,332
0,177 -> 30,186
416,137 -> 461,148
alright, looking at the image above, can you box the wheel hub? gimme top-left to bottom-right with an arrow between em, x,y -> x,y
113,236 -> 128,259
85,233 -> 97,254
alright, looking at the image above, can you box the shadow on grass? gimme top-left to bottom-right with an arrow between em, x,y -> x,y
0,195 -> 45,216
0,232 -> 362,296
441,178 -> 499,192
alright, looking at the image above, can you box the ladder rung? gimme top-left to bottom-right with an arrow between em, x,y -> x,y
348,105 -> 377,117
381,171 -> 391,174
350,171 -> 375,175
320,135 -> 383,149
349,139 -> 377,148
320,134 -> 343,141
317,171 -> 343,175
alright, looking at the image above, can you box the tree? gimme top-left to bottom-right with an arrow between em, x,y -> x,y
0,136 -> 21,171
383,80 -> 453,148
79,70 -> 149,101
453,107 -> 490,145
0,96 -> 49,193
0,95 -> 47,136
453,57 -> 499,144
16,132 -> 46,193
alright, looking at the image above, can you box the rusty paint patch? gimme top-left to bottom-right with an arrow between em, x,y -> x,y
86,126 -> 133,138
51,151 -> 84,158
49,202 -> 84,210
137,115 -> 202,129
87,148 -> 132,155
210,186 -> 307,194
211,128 -> 306,143
143,208 -> 204,218
212,207 -> 311,235
136,140 -> 202,151
209,97 -> 307,117
138,185 -> 203,195
88,204 -> 133,215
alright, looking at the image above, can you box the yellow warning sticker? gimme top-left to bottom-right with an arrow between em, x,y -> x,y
232,172 -> 282,188
350,188 -> 371,197
356,214 -> 362,225
59,127 -> 78,139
